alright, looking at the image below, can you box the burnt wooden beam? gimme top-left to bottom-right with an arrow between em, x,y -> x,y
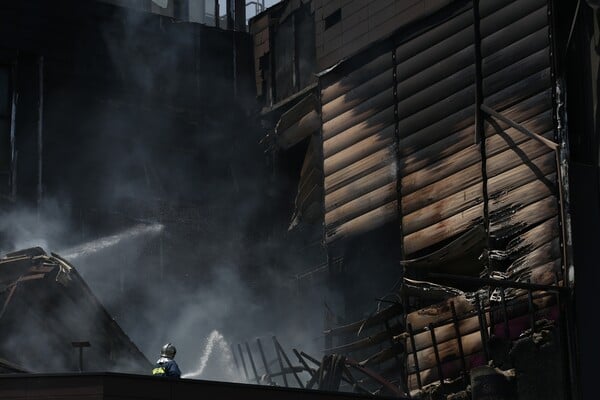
237,343 -> 249,382
273,338 -> 304,388
272,337 -> 289,387
428,323 -> 445,387
256,338 -> 271,384
450,301 -> 467,377
474,294 -> 489,363
407,323 -> 422,390
245,342 -> 260,384
230,345 -> 241,377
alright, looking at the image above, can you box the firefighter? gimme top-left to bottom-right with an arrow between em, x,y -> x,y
152,343 -> 181,378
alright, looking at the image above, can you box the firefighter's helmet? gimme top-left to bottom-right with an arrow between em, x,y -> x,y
161,343 -> 177,358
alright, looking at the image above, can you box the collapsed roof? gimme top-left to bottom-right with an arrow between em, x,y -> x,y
0,247 -> 151,373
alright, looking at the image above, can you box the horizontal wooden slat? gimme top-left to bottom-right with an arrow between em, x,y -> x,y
323,106 -> 395,156
403,203 -> 484,255
489,173 -> 556,213
396,44 -> 475,100
325,182 -> 397,227
403,182 -> 483,235
396,26 -> 474,83
479,0 -> 518,18
398,84 -> 475,137
325,201 -> 398,243
322,69 -> 393,122
482,48 -> 549,97
399,123 -> 475,176
321,53 -> 393,103
322,87 -> 395,139
482,27 -> 548,77
325,164 -> 397,212
395,8 -> 473,62
481,6 -> 548,58
487,151 -> 556,195
507,239 -> 561,278
480,0 -> 546,38
401,145 -> 480,195
490,195 -> 558,237
324,125 -> 395,175
325,145 -> 396,193
398,105 -> 475,156
485,108 -> 552,141
526,258 -> 562,285
397,64 -> 475,119
505,217 -> 560,255
485,68 -> 552,111
487,136 -> 554,178
402,163 -> 482,214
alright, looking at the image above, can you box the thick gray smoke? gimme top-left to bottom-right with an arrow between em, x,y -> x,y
0,2 -> 331,382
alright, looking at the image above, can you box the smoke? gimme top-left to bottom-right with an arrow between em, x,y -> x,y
181,330 -> 238,381
0,1 -> 335,382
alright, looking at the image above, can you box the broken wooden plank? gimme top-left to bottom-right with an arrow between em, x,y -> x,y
402,182 -> 484,235
403,203 -> 483,255
401,225 -> 486,274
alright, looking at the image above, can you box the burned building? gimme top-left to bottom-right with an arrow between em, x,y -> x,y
0,0 -> 598,399
248,0 -> 599,398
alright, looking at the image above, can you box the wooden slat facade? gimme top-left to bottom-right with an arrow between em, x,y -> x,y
317,0 -> 563,392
